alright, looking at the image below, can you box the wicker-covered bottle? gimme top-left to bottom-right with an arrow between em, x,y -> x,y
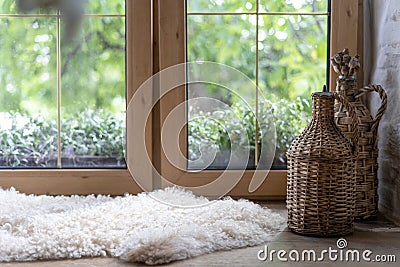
287,92 -> 359,236
332,50 -> 387,219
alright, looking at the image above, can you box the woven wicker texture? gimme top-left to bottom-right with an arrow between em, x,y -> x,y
335,78 -> 387,219
287,92 -> 359,236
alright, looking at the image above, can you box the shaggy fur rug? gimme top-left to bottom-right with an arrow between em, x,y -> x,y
0,187 -> 285,265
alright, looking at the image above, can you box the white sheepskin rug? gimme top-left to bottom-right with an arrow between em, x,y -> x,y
0,187 -> 285,265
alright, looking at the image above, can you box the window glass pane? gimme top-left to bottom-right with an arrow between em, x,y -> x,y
187,10 -> 328,170
187,15 -> 256,169
0,0 -> 21,14
259,0 -> 328,13
258,14 -> 327,168
0,1 -> 126,15
0,0 -> 17,13
187,15 -> 256,79
85,0 -> 126,15
187,0 -> 256,13
0,18 -> 58,168
60,17 -> 126,168
0,0 -> 56,14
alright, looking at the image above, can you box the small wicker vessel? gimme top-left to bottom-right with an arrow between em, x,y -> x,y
332,49 -> 387,219
287,92 -> 359,236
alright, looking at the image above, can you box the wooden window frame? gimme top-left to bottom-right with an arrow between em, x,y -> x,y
0,0 -> 363,199
0,0 -> 152,195
152,0 -> 364,199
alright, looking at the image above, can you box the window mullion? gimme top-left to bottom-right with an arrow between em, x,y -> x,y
254,0 -> 260,166
56,10 -> 62,168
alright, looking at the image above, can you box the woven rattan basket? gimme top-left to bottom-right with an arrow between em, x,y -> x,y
335,77 -> 387,219
287,92 -> 359,236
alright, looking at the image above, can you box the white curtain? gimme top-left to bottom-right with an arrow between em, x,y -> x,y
365,0 -> 400,222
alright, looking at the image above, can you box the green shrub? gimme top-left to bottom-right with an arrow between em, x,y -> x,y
259,97 -> 311,165
0,110 -> 125,167
188,97 -> 311,168
1,98 -> 311,168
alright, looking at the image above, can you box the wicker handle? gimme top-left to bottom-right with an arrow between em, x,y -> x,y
355,84 -> 387,135
333,92 -> 359,156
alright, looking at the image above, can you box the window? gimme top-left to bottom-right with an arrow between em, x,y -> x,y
187,0 -> 330,170
0,1 -> 126,168
0,0 -> 363,198
0,0 -> 152,195
153,0 -> 363,198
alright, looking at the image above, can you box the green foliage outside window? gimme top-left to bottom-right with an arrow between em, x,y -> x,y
0,110 -> 125,167
0,0 -> 126,167
0,0 -> 328,168
187,0 -> 328,168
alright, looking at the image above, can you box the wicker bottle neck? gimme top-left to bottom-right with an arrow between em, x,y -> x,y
336,77 -> 358,99
312,94 -> 334,121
